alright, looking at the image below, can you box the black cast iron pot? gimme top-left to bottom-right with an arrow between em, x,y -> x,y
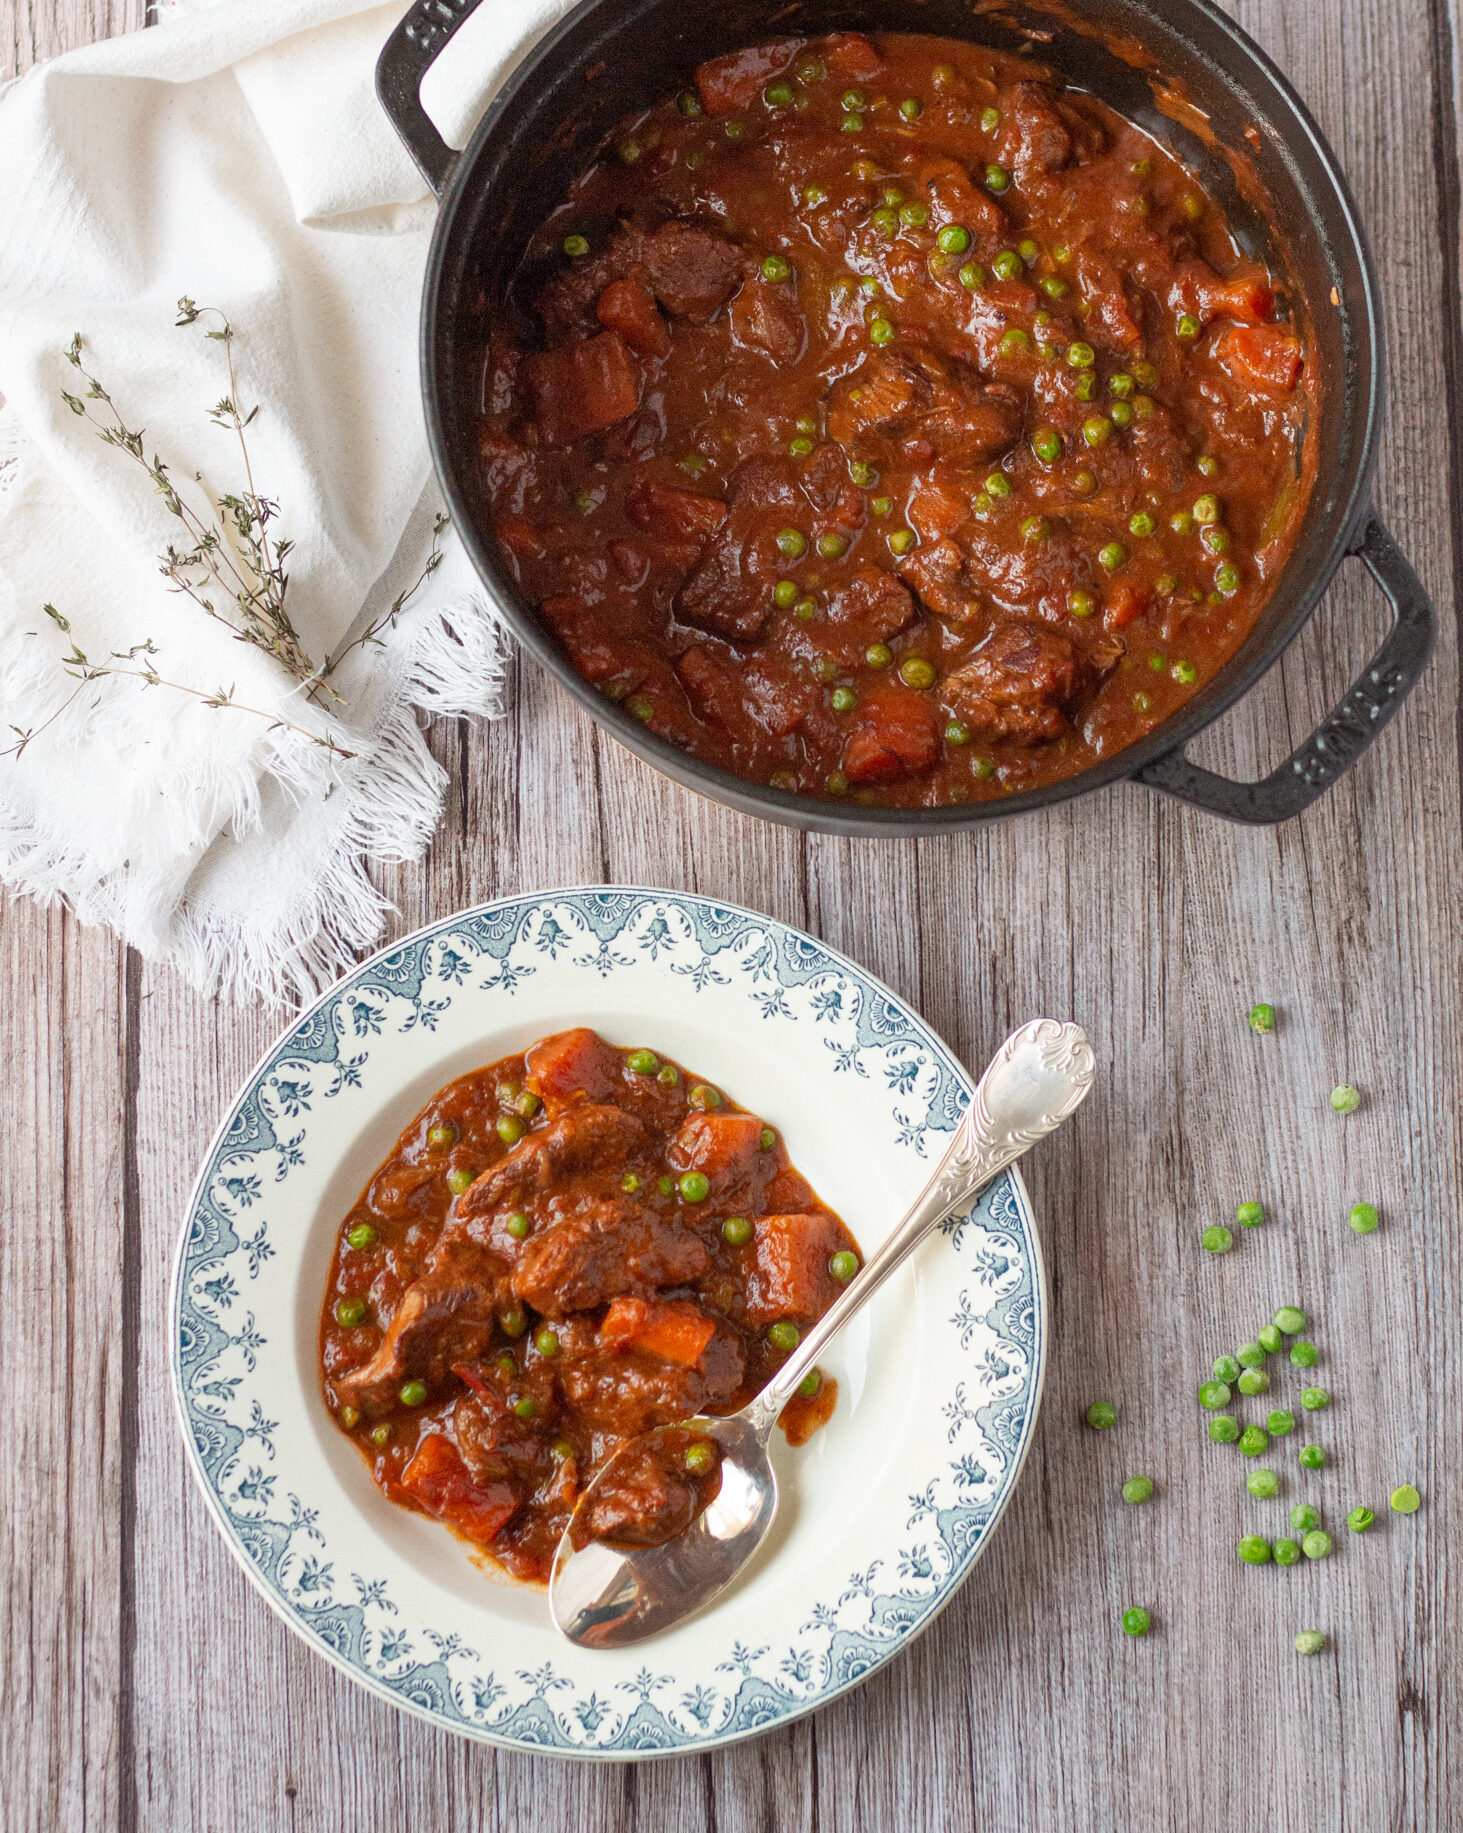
378,0 -> 1435,831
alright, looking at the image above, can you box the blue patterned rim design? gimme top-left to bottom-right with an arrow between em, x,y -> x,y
171,888 -> 1045,1758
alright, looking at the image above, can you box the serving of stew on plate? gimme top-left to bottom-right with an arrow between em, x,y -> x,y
320,1027 -> 860,1582
478,30 -> 1313,806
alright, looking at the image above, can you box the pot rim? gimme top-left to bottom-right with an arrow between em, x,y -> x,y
420,0 -> 1384,835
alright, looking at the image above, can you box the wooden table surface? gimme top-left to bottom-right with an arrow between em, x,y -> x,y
3,1 -> 1460,1828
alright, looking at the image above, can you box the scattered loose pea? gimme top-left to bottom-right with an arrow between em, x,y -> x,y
1295,1630 -> 1328,1656
1290,1502 -> 1320,1532
1347,1506 -> 1375,1532
1331,1084 -> 1362,1114
1302,1530 -> 1333,1559
1267,1409 -> 1296,1438
1349,1202 -> 1380,1234
346,1222 -> 377,1250
1201,1225 -> 1233,1253
535,1327 -> 559,1359
1298,1444 -> 1326,1470
1122,1476 -> 1154,1504
1209,1415 -> 1241,1444
1273,1538 -> 1301,1566
513,1395 -> 537,1420
506,1211 -> 530,1240
1236,1342 -> 1266,1369
1301,1387 -> 1330,1411
1213,1355 -> 1241,1383
1247,1468 -> 1279,1499
798,1369 -> 823,1399
1122,1606 -> 1151,1636
1390,1484 -> 1422,1514
1238,1535 -> 1272,1565
1236,1201 -> 1264,1228
1274,1306 -> 1306,1334
335,1297 -> 367,1329
1258,1325 -> 1283,1355
427,1122 -> 458,1148
689,1083 -> 722,1110
829,1249 -> 860,1282
399,1380 -> 427,1407
563,233 -> 590,257
1199,1380 -> 1232,1410
1086,1401 -> 1117,1430
1249,1003 -> 1276,1033
1291,1340 -> 1320,1369
497,1114 -> 524,1146
371,1423 -> 391,1447
1238,1368 -> 1271,1398
1239,1426 -> 1269,1457
339,1406 -> 360,1430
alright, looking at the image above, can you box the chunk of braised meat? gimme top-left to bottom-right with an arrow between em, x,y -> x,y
511,1198 -> 710,1318
537,592 -> 650,691
1072,246 -> 1142,351
669,1111 -> 772,1201
675,533 -> 769,643
524,1027 -> 627,1113
829,348 -> 1022,467
399,1431 -> 520,1545
728,275 -> 806,366
841,682 -> 942,786
822,562 -> 920,663
995,82 -> 1105,184
1214,324 -> 1304,397
523,331 -> 640,446
457,1104 -> 649,1217
558,1313 -> 745,1436
909,155 -> 1007,241
638,221 -> 746,322
695,38 -> 802,115
596,277 -> 670,356
897,537 -> 978,622
626,477 -> 728,542
799,443 -> 866,523
743,1213 -> 851,1328
1168,258 -> 1274,328
335,1234 -> 508,1414
942,622 -> 1090,744
577,1426 -> 721,1550
820,31 -> 883,81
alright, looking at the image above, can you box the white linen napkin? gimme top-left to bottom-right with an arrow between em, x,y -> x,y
0,0 -> 564,1004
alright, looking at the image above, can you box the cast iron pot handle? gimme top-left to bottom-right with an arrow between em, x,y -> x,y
1131,514 -> 1435,824
377,0 -> 490,195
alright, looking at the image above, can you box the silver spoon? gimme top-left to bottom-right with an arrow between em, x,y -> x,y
549,1017 -> 1096,1648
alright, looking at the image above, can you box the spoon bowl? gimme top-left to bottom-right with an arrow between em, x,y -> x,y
551,1018 -> 1095,1649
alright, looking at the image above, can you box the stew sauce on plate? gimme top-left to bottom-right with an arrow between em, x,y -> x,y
478,32 -> 1312,805
320,1028 -> 858,1582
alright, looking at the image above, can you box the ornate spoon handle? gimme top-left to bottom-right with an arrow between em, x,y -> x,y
752,1019 -> 1095,1425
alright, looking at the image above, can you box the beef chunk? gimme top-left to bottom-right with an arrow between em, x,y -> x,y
911,156 -> 1007,242
511,1198 -> 710,1318
523,331 -> 640,446
829,349 -> 1022,466
728,276 -> 806,365
841,683 -> 942,786
799,443 -> 865,525
579,1435 -> 701,1548
559,1317 -> 744,1435
334,1234 -> 507,1414
534,227 -> 647,342
998,82 -> 1074,183
695,38 -> 802,115
626,477 -> 729,542
1215,323 -> 1304,396
942,622 -> 1083,744
596,277 -> 670,356
898,537 -> 978,622
744,1212 -> 848,1326
820,31 -> 884,81
824,564 -> 920,652
639,221 -> 746,322
458,1104 -> 649,1217
674,532 -> 769,642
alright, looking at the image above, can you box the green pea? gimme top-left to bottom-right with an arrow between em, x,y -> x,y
1020,516 -> 1050,543
552,1437 -> 574,1459
495,1350 -> 517,1376
1201,1225 -> 1232,1253
1032,427 -> 1063,465
831,686 -> 857,713
688,1083 -> 722,1110
871,494 -> 894,516
658,1175 -> 675,1196
1192,493 -> 1221,526
399,1380 -> 427,1407
945,720 -> 971,746
776,527 -> 807,559
760,1127 -> 776,1152
1236,1201 -> 1264,1228
1212,1354 -> 1241,1383
1298,1444 -> 1325,1470
1238,1368 -> 1270,1397
1267,1409 -> 1296,1437
682,1440 -> 716,1477
346,1222 -> 377,1250
764,80 -> 794,106
1250,1003 -> 1276,1034
1074,373 -> 1097,401
1289,1502 -> 1319,1532
959,261 -> 986,289
722,1216 -> 753,1246
1086,1401 -> 1117,1430
677,89 -> 702,114
499,1307 -> 528,1338
937,223 -> 971,254
762,254 -> 792,283
986,163 -> 1009,192
1273,1538 -> 1301,1566
535,1327 -> 559,1358
1236,1342 -> 1266,1369
768,1320 -> 800,1353
626,1047 -> 659,1074
1198,1380 -> 1231,1410
871,206 -> 899,237
870,315 -> 897,346
1390,1484 -> 1421,1514
1172,660 -> 1198,686
1274,1306 -> 1306,1334
371,1423 -> 391,1447
1039,274 -> 1069,299
1239,1426 -> 1269,1457
1301,1387 -> 1330,1411
335,1297 -> 367,1329
803,182 -> 826,205
1237,1535 -> 1271,1565
1302,1529 -> 1332,1559
1330,1084 -> 1361,1113
1215,563 -> 1241,595
848,458 -> 876,485
1121,1606 -> 1151,1636
865,642 -> 894,668
563,233 -> 590,257
1129,511 -> 1155,538
798,1368 -> 823,1399
774,577 -> 800,606
1067,341 -> 1095,369
794,597 -> 818,620
679,1171 -> 710,1203
841,111 -> 864,133
1209,1414 -> 1240,1443
657,1064 -> 680,1088
1122,1476 -> 1154,1505
427,1122 -> 458,1148
900,654 -> 938,687
1347,1506 -> 1374,1532
506,1211 -> 530,1240
1177,313 -> 1200,340
1290,1340 -> 1320,1369
1097,540 -> 1126,570
1109,401 -> 1133,428
1069,589 -> 1096,619
829,1249 -> 860,1282
1257,1324 -> 1283,1355
497,1114 -> 524,1146
1349,1201 -> 1379,1234
992,250 -> 1022,281
999,329 -> 1032,358
1295,1630 -> 1326,1655
898,200 -> 930,228
1171,510 -> 1195,535
1085,418 -> 1114,450
1247,1468 -> 1279,1499
512,1394 -> 537,1420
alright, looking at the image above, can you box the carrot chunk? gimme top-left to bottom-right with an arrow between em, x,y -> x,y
400,1434 -> 519,1544
525,1027 -> 624,1111
744,1213 -> 847,1326
596,278 -> 671,357
601,1296 -> 718,1368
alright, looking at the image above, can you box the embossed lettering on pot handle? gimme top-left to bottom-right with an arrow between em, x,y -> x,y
376,0 -> 491,194
1132,514 -> 1436,824
753,1019 -> 1095,1424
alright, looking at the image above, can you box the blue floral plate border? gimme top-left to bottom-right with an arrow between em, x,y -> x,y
171,887 -> 1046,1758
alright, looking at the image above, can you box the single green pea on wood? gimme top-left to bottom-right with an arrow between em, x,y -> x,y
1347,1506 -> 1375,1533
1266,1409 -> 1296,1438
1086,1400 -> 1117,1430
1237,1535 -> 1272,1565
1201,1225 -> 1233,1254
1291,1340 -> 1320,1369
1301,1387 -> 1330,1411
1212,1354 -> 1241,1383
1274,1306 -> 1306,1335
1257,1324 -> 1283,1354
1289,1502 -> 1319,1531
1298,1444 -> 1326,1470
1295,1630 -> 1327,1656
1238,1368 -> 1271,1398
1122,1476 -> 1155,1504
1390,1484 -> 1422,1514
1248,1002 -> 1276,1033
1236,1342 -> 1266,1369
1239,1425 -> 1269,1457
1208,1414 -> 1241,1444
1236,1201 -> 1264,1228
1121,1606 -> 1151,1637
1302,1529 -> 1333,1559
1198,1380 -> 1232,1410
1273,1537 -> 1302,1566
1349,1201 -> 1380,1234
1247,1467 -> 1280,1499
1330,1084 -> 1362,1114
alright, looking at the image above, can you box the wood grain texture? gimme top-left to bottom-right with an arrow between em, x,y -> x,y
2,0 -> 1461,1827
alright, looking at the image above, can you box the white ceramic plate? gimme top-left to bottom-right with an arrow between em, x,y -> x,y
172,887 -> 1046,1757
